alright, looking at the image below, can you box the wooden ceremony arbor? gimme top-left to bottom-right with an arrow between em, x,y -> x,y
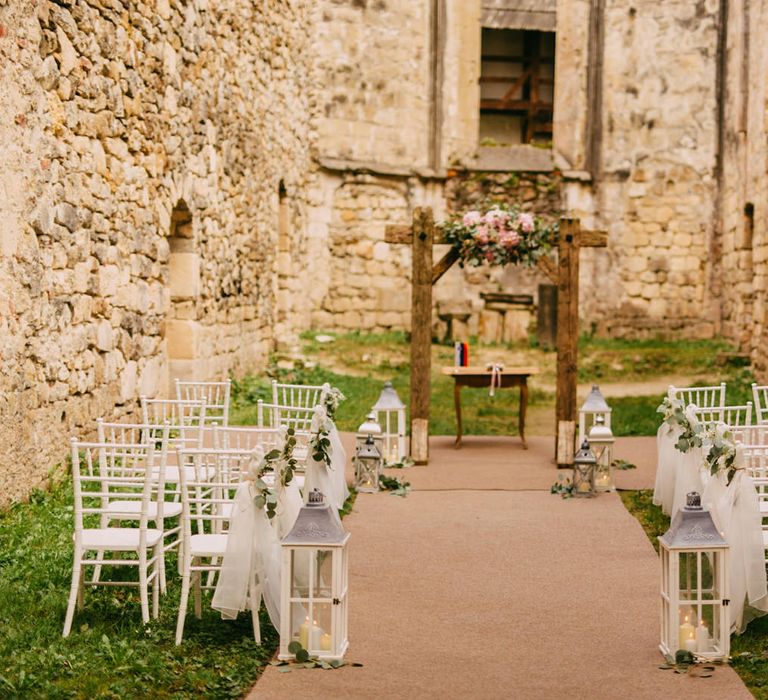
385,208 -> 607,466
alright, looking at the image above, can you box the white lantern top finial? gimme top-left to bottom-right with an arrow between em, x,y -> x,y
588,414 -> 614,443
372,381 -> 406,411
357,412 -> 382,435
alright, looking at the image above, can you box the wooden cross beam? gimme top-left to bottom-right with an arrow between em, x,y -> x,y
385,207 -> 607,465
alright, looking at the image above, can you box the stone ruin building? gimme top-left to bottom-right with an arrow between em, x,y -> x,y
0,0 -> 766,502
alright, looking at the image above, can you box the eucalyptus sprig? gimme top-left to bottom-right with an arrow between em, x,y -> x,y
704,423 -> 742,485
310,428 -> 332,468
379,474 -> 410,497
550,475 -> 574,498
270,642 -> 363,671
657,395 -> 704,454
276,427 -> 299,487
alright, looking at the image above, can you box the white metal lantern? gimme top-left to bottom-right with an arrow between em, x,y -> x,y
578,384 -> 612,445
572,439 -> 596,497
588,415 -> 615,492
354,435 -> 383,493
372,381 -> 407,466
279,490 -> 350,661
659,492 -> 730,661
356,412 -> 384,458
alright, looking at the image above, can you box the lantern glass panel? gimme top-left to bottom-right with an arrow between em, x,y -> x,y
290,549 -> 311,598
355,458 -> 379,492
313,549 -> 334,599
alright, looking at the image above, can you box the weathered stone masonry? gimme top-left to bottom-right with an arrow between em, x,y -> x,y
0,0 -> 315,504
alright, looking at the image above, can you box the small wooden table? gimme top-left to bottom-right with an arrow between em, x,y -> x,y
441,366 -> 538,449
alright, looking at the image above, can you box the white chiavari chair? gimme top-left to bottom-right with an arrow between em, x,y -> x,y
739,444 -> 768,563
174,447 -> 261,644
256,400 -> 314,464
96,420 -> 178,593
271,380 -> 325,412
752,384 -> 768,424
175,379 -> 231,426
63,439 -> 162,636
670,383 -> 727,409
695,403 -> 753,430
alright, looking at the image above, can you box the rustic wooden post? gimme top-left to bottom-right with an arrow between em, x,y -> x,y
410,208 -> 434,464
555,217 -> 579,466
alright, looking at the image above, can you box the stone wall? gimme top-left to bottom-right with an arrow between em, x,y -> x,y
717,0 -> 768,378
0,0 -> 315,504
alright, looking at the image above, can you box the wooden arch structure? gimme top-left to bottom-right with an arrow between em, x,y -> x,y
385,208 -> 607,466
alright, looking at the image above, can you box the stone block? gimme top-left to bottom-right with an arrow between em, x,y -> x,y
169,252 -> 200,299
166,319 -> 200,360
478,310 -> 501,344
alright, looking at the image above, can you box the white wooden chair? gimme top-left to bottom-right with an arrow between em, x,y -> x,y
670,383 -> 727,408
733,424 -> 768,446
752,384 -> 768,424
63,439 -> 162,636
174,447 -> 261,644
271,380 -> 325,412
201,425 -> 284,452
694,403 -> 753,429
739,445 -> 768,563
96,420 -> 179,593
175,379 -> 231,426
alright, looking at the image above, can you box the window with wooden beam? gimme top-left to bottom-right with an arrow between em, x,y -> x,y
479,29 -> 555,146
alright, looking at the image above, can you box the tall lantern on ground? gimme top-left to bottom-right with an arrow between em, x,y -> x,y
659,492 -> 729,661
578,384 -> 612,444
588,415 -> 615,492
372,381 -> 407,465
279,490 -> 350,661
572,440 -> 597,497
354,435 -> 383,493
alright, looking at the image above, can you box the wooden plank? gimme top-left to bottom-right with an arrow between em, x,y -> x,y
410,207 -> 434,464
579,229 -> 608,247
556,420 -> 575,468
431,247 -> 460,284
385,223 -> 449,245
555,217 -> 580,451
536,255 -> 558,284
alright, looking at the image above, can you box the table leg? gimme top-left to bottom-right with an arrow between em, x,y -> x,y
454,382 -> 462,448
519,380 -> 528,449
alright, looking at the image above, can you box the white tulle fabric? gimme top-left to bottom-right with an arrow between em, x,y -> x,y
303,405 -> 350,510
670,447 -> 706,519
702,469 -> 768,633
654,423 -> 682,515
211,479 -> 283,628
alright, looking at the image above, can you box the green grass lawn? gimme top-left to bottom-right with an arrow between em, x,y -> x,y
620,489 -> 768,698
0,477 -> 278,699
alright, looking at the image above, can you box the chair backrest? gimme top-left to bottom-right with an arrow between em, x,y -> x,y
752,384 -> 768,424
140,397 -> 206,451
272,381 -> 325,412
175,448 -> 255,536
670,383 -> 726,409
733,423 -> 768,446
257,400 -> 315,433
70,439 -> 157,540
694,403 -> 753,429
175,380 -> 231,426
200,425 -> 284,452
739,444 -> 768,480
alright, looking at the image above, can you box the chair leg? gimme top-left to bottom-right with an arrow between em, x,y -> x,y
158,548 -> 167,595
193,564 -> 202,620
63,556 -> 82,637
76,566 -> 85,610
249,576 -> 262,645
175,568 -> 191,645
91,550 -> 105,587
139,556 -> 150,625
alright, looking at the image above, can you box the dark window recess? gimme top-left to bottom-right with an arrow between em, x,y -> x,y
479,28 -> 555,146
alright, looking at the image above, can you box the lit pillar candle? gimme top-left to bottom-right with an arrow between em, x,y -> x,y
696,621 -> 709,653
679,615 -> 695,649
684,634 -> 697,652
309,620 -> 323,649
320,633 -> 332,651
298,617 -> 310,648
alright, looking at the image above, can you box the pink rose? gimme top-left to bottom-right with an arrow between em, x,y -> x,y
474,224 -> 490,244
463,210 -> 482,226
483,208 -> 506,227
518,212 -> 535,233
499,230 -> 520,248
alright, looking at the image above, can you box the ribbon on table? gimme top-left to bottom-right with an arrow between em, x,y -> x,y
487,363 -> 504,397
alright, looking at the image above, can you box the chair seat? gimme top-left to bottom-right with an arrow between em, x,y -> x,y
80,527 -> 162,550
107,500 -> 183,520
154,465 -> 216,484
189,533 -> 228,558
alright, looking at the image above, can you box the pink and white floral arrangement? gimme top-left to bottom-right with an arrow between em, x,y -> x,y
443,204 -> 556,268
